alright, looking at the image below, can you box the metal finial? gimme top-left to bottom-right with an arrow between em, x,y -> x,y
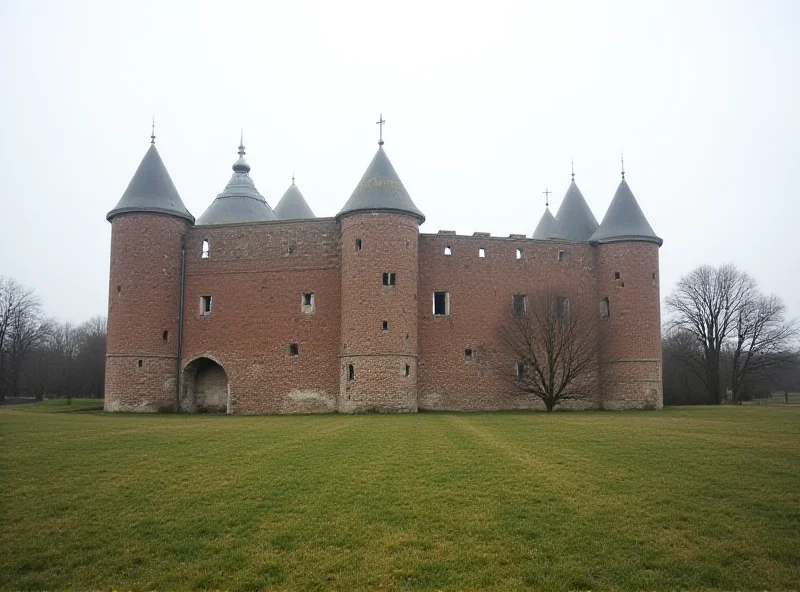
543,188 -> 552,208
376,113 -> 385,146
621,151 -> 625,179
571,158 -> 575,182
292,169 -> 295,185
238,128 -> 245,157
151,114 -> 155,144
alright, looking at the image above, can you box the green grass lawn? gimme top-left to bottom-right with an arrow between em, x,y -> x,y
1,403 -> 798,591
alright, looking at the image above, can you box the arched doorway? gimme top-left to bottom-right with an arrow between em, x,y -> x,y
183,357 -> 229,413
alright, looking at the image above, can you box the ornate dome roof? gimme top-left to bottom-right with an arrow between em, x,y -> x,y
554,181 -> 599,241
590,179 -> 662,245
196,141 -> 277,226
274,180 -> 316,220
107,143 -> 194,223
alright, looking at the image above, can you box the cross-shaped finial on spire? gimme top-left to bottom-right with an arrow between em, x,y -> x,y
571,157 -> 575,182
292,169 -> 295,185
151,113 -> 156,144
543,188 -> 552,208
376,113 -> 385,146
621,151 -> 625,180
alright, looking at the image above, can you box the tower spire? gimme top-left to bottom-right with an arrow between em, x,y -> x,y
543,187 -> 552,208
239,128 -> 245,156
376,113 -> 385,146
151,113 -> 156,144
292,169 -> 295,185
232,130 -> 250,173
621,151 -> 625,180
571,157 -> 575,182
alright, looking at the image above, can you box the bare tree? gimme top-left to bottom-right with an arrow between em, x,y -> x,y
662,328 -> 711,405
666,264 -> 799,404
496,291 -> 598,411
0,277 -> 47,401
665,264 -> 757,404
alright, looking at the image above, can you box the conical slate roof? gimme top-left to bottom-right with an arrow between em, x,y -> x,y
274,181 -> 316,220
196,143 -> 277,225
532,207 -> 564,240
337,146 -> 424,222
590,179 -> 662,245
554,181 -> 599,241
107,143 -> 194,223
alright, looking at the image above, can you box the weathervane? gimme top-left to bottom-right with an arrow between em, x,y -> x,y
543,188 -> 552,208
376,113 -> 385,146
151,113 -> 156,144
292,169 -> 295,185
571,157 -> 575,182
621,151 -> 625,180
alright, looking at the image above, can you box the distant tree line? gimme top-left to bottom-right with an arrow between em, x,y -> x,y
0,276 -> 106,402
663,264 -> 799,404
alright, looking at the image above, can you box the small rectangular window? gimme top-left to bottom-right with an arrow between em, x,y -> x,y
137,359 -> 143,368
478,248 -> 486,258
382,272 -> 396,286
404,364 -> 410,378
444,246 -> 452,255
516,248 -> 522,260
162,330 -> 169,341
287,246 -> 295,254
558,250 -> 565,262
288,343 -> 299,356
347,364 -> 355,380
614,271 -> 620,280
465,348 -> 472,357
355,238 -> 362,251
201,239 -> 209,259
433,291 -> 450,316
556,296 -> 570,319
382,320 -> 388,331
513,294 -> 527,316
301,293 -> 315,314
517,361 -> 525,380
600,297 -> 610,319
201,296 -> 212,316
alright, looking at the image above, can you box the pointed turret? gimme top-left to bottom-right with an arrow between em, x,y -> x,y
274,178 -> 316,220
337,146 -> 425,222
590,179 -> 662,245
554,181 -> 598,241
196,138 -> 277,225
107,143 -> 194,223
532,208 -> 564,240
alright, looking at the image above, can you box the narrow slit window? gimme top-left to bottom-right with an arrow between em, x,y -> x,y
382,272 -> 396,286
137,359 -> 143,368
478,248 -> 486,258
433,291 -> 450,316
201,296 -> 212,316
516,248 -> 522,260
614,271 -> 621,280
301,293 -> 315,314
162,330 -> 169,342
556,296 -> 570,319
201,239 -> 209,259
382,320 -> 389,331
355,238 -> 362,251
513,294 -> 527,316
347,364 -> 355,380
600,297 -> 610,319
444,246 -> 452,255
558,250 -> 565,262
516,361 -> 525,380
288,343 -> 299,356
404,364 -> 410,378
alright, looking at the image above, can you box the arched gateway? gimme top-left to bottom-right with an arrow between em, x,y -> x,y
182,357 -> 229,413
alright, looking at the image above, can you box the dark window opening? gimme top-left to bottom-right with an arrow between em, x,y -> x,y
558,250 -> 565,262
347,364 -> 354,380
556,296 -> 570,319
444,245 -> 452,255
513,294 -> 527,316
383,272 -> 396,286
600,297 -> 610,319
382,320 -> 389,331
356,238 -> 362,251
201,239 -> 209,259
478,248 -> 486,258
433,291 -> 449,316
288,343 -> 299,356
614,271 -> 620,280
516,361 -> 525,380
301,292 -> 315,313
137,359 -> 143,368
201,296 -> 212,316
117,285 -> 121,293
162,330 -> 169,341
287,246 -> 295,254
404,364 -> 410,378
465,348 -> 473,357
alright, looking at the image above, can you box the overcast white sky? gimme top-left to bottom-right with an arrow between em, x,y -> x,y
1,0 -> 798,323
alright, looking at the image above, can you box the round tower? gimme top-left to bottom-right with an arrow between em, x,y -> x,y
591,172 -> 663,409
105,134 -> 194,412
337,133 -> 424,413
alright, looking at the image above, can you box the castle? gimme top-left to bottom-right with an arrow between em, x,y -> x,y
105,124 -> 663,413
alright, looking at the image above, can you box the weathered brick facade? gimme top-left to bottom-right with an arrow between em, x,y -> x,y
105,140 -> 662,413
